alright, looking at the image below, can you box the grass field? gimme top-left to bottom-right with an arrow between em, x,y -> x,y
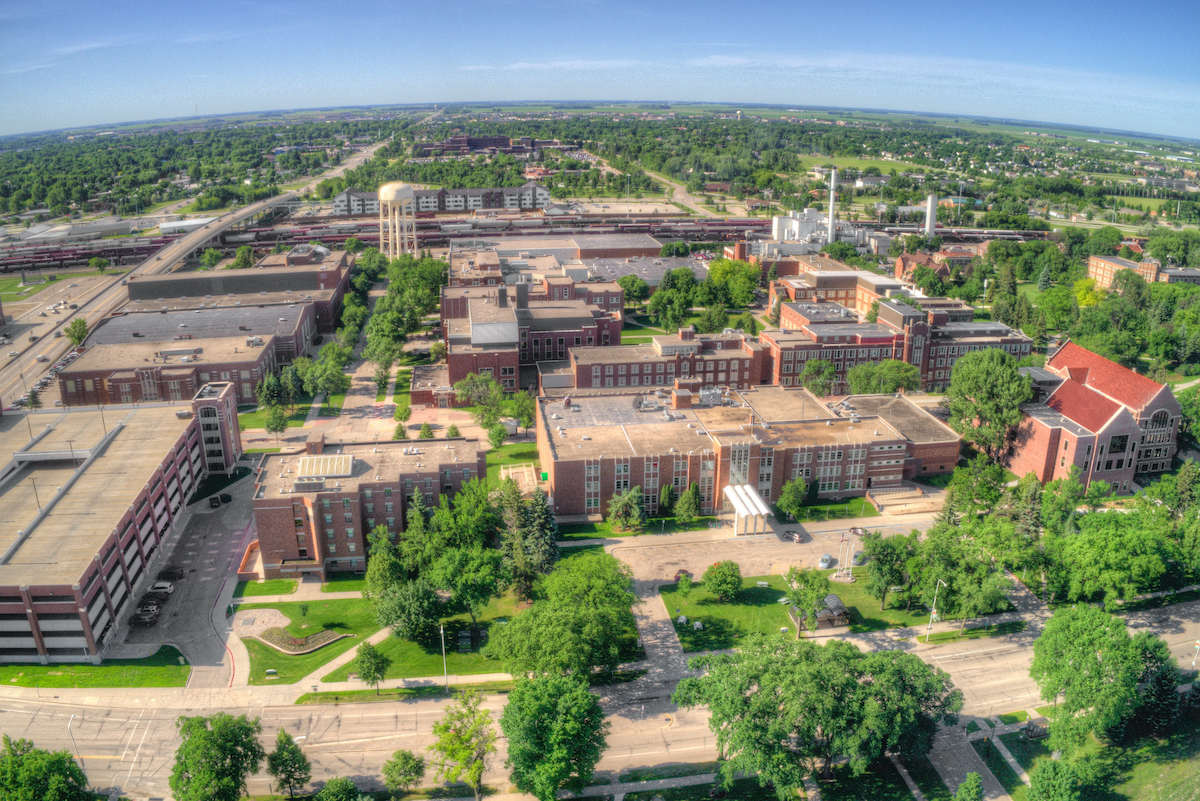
234,578 -> 298,598
321,591 -> 517,681
624,777 -> 776,801
813,567 -> 931,632
558,516 -> 720,542
805,154 -> 927,175
659,574 -> 795,651
244,447 -> 282,454
1016,281 -> 1045,305
820,759 -> 917,801
900,754 -> 952,800
0,646 -> 190,688
786,496 -> 879,522
0,275 -> 63,302
239,599 -> 381,684
924,620 -> 1026,645
972,738 -> 1027,800
296,680 -> 516,704
485,440 -> 539,482
238,398 -> 314,429
619,762 -> 719,783
321,572 -> 366,593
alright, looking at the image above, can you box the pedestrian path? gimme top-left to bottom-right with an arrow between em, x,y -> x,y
302,393 -> 326,426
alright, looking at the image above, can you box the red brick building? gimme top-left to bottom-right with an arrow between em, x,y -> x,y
562,328 -> 762,392
1083,254 -> 1200,289
251,434 -> 486,579
1007,342 -> 1182,492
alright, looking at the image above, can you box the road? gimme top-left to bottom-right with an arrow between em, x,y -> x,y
0,142 -> 385,409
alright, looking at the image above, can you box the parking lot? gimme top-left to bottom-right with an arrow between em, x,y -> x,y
119,470 -> 257,687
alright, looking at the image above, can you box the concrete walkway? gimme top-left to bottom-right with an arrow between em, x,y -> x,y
302,393 -> 326,425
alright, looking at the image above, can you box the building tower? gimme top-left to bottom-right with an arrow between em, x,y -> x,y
924,194 -> 936,237
379,182 -> 417,258
827,168 -> 837,244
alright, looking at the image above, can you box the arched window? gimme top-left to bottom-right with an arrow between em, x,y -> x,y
1150,410 -> 1169,429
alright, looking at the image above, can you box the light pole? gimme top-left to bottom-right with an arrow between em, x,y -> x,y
440,624 -> 448,692
925,578 -> 948,643
67,714 -> 83,775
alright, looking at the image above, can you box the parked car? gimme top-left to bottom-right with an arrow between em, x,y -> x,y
673,570 -> 690,582
849,527 -> 865,537
158,567 -> 185,581
851,551 -> 866,566
148,581 -> 174,595
136,601 -> 161,616
139,593 -> 166,608
129,613 -> 158,627
209,496 -> 221,508
7,351 -> 17,358
818,554 -> 832,569
784,530 -> 804,543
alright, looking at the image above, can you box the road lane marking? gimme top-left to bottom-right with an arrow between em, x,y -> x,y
125,725 -> 150,785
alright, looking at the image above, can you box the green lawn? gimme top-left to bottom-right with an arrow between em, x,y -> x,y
997,710 -> 1031,725
998,731 -> 1050,774
234,579 -> 298,598
816,567 -> 931,632
558,515 -> 719,542
819,759 -> 916,801
971,738 -> 1026,801
914,473 -> 954,488
238,398 -> 316,429
321,572 -> 366,593
783,496 -> 879,522
620,335 -> 655,345
321,591 -> 517,681
660,575 -> 796,651
0,646 -> 190,688
924,620 -> 1026,645
485,440 -> 540,482
1016,282 -> 1045,306
316,392 -> 347,417
624,777 -> 777,801
393,368 -> 412,406
374,369 -> 389,402
900,754 -> 953,801
619,762 -> 719,783
296,680 -> 516,705
622,317 -> 667,333
238,599 -> 381,684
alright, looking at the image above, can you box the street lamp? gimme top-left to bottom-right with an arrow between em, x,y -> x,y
925,578 -> 948,643
440,624 -> 448,692
67,714 -> 84,775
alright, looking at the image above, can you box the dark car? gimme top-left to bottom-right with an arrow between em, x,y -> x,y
219,493 -> 233,504
137,601 -> 161,616
158,567 -> 185,581
129,613 -> 158,627
209,496 -> 221,508
139,593 -> 166,608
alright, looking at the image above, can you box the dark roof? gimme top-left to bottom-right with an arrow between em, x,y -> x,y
91,306 -> 306,343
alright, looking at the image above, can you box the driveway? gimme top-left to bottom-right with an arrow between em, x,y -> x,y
120,468 -> 257,688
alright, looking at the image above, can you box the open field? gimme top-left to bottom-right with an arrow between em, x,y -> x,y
239,599 -> 381,684
0,646 -> 190,688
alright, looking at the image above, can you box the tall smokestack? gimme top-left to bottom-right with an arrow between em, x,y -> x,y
924,194 -> 936,237
827,168 -> 837,244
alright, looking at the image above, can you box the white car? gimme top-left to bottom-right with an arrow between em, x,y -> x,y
818,554 -> 833,570
148,581 -> 175,595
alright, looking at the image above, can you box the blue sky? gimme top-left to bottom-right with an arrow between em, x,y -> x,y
2,0 -> 1198,138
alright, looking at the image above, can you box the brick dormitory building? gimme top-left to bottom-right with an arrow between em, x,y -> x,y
1007,341 -> 1182,494
1086,253 -> 1200,289
0,383 -> 241,664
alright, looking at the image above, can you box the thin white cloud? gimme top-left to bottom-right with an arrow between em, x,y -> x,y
461,59 -> 641,72
52,37 -> 144,56
1,61 -> 57,76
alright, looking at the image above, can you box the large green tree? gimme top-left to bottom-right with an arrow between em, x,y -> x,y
352,641 -> 393,695
784,566 -> 832,630
499,676 -> 610,801
702,560 -> 742,602
673,635 -> 961,793
846,359 -> 920,394
432,546 -> 506,628
375,577 -> 441,645
0,735 -> 90,801
606,485 -> 646,531
266,730 -> 311,799
943,349 -> 1032,459
382,749 -> 426,792
799,359 -> 836,396
776,476 -> 808,521
862,531 -> 912,611
428,689 -> 496,801
170,713 -> 266,801
64,318 -> 89,347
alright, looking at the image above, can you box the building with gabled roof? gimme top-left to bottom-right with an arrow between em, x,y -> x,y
1006,341 -> 1181,492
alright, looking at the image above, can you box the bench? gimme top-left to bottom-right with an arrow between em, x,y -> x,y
757,581 -> 769,589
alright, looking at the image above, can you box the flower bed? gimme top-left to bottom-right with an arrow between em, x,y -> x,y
253,627 -> 352,655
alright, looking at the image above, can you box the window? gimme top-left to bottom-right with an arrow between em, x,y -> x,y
1108,434 -> 1129,454
348,542 -> 356,554
344,512 -> 353,523
324,514 -> 333,524
500,366 -> 515,376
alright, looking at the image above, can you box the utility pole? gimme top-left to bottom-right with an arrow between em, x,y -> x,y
925,578 -> 948,642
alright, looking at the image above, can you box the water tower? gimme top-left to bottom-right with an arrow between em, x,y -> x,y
379,182 -> 417,258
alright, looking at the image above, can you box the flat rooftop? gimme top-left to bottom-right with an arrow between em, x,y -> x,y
541,394 -> 710,461
67,336 -> 273,372
581,256 -> 710,286
91,306 -> 307,344
125,288 -> 335,313
0,407 -> 191,587
255,439 -> 485,499
831,395 -> 960,444
570,344 -> 658,364
1020,402 -> 1092,437
517,302 -> 599,331
569,233 -> 662,250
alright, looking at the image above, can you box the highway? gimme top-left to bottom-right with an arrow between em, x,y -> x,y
0,141 -> 385,409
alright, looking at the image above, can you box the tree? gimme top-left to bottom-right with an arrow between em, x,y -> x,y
673,635 -> 961,792
703,560 -> 742,601
658,483 -> 674,515
419,422 -> 435,439
677,571 -> 693,600
943,349 -> 1032,459
696,304 -> 729,334
344,236 -> 365,254
25,388 -> 41,410
1029,605 -> 1141,750
200,248 -> 223,269
383,749 -> 426,793
784,566 -> 832,630
432,547 -> 505,628
428,689 -> 496,801
393,423 -> 408,440
315,777 -> 360,801
606,485 -> 646,531
1037,265 -> 1052,291
298,603 -> 309,622
799,359 -> 836,396
0,735 -> 90,801
231,245 -> 255,270
1027,759 -> 1079,801
170,713 -> 266,801
375,578 -> 441,645
777,477 -> 807,520
735,311 -> 758,335
353,641 -> 392,695
264,405 -> 289,444
862,531 -> 910,610
429,341 -> 447,362
846,359 -> 920,394
487,423 -> 508,449
767,295 -> 782,326
511,389 -> 536,433
446,423 -> 460,438
455,374 -> 506,429
88,256 -> 109,274
500,676 -> 610,801
266,731 -> 311,799
616,274 -> 650,305
954,772 -> 983,801
64,317 -> 88,347
394,403 -> 412,423
673,482 -> 701,524
866,299 -> 880,323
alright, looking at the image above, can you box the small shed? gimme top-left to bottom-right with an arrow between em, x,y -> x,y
814,594 -> 850,629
